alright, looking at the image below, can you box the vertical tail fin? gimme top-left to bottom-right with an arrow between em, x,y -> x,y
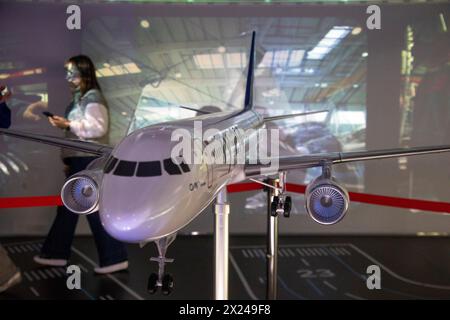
243,31 -> 256,111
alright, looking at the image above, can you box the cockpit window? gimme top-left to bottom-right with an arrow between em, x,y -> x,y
163,158 -> 182,175
114,160 -> 137,177
104,156 -> 118,174
136,161 -> 162,177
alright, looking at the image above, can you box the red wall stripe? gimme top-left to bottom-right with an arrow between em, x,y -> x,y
229,182 -> 450,214
0,183 -> 450,214
0,195 -> 63,209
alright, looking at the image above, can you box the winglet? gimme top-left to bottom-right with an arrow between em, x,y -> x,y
243,31 -> 256,112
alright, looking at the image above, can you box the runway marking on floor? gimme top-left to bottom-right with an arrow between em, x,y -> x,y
242,250 -> 248,258
58,268 -> 67,277
29,286 -> 40,297
313,248 -> 323,256
23,271 -> 33,282
26,244 -> 35,252
79,264 -> 89,273
106,294 -> 114,300
44,268 -> 55,279
229,252 -> 258,300
231,243 -> 352,249
347,243 -> 450,290
258,249 -> 266,259
306,279 -> 324,297
345,292 -> 365,300
231,242 -> 450,299
259,277 -> 265,284
14,245 -> 22,253
3,240 -> 42,247
277,275 -> 306,300
301,258 -> 310,267
30,270 -> 40,281
71,246 -> 144,300
37,269 -> 48,280
288,248 -> 296,257
99,296 -> 106,300
51,268 -> 63,277
6,246 -> 15,254
341,247 -> 351,256
323,280 -> 337,291
254,249 -> 263,258
3,241 -> 115,300
329,248 -> 339,256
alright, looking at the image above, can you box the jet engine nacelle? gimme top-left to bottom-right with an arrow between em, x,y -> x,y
61,156 -> 108,214
305,176 -> 349,225
60,155 -> 108,215
61,169 -> 103,215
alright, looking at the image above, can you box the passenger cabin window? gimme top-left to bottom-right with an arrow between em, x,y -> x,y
114,160 -> 137,177
136,161 -> 162,177
104,156 -> 118,174
163,158 -> 182,175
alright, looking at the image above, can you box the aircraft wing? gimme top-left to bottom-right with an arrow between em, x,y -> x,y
0,128 -> 113,156
245,145 -> 450,177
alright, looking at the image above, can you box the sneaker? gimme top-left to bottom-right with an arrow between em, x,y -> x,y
0,271 -> 22,293
34,255 -> 67,267
94,261 -> 128,274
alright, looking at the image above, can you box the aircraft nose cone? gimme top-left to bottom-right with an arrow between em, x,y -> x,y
97,125 -> 203,243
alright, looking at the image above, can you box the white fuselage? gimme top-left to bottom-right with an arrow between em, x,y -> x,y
99,110 -> 264,243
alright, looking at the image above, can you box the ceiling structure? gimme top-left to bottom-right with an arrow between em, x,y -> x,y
80,16 -> 367,142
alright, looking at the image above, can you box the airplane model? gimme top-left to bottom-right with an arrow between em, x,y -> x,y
1,31 -> 450,297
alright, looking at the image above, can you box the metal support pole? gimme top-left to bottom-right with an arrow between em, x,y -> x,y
266,178 -> 279,300
214,187 -> 230,300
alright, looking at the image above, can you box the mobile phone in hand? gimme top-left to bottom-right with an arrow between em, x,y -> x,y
42,111 -> 55,118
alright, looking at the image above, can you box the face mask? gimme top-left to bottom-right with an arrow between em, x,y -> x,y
65,63 -> 81,82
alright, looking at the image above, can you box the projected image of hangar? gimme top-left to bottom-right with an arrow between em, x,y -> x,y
0,0 -> 449,301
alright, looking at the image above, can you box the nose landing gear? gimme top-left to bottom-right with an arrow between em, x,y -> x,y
147,233 -> 176,295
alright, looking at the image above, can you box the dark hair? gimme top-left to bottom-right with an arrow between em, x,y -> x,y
67,55 -> 101,96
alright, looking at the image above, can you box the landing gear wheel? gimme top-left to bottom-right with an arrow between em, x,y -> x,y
147,273 -> 159,294
161,274 -> 174,295
271,196 -> 279,217
283,196 -> 292,218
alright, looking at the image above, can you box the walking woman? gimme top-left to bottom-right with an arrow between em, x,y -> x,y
34,55 -> 128,274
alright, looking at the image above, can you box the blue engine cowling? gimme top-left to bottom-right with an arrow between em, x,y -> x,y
305,177 -> 349,225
